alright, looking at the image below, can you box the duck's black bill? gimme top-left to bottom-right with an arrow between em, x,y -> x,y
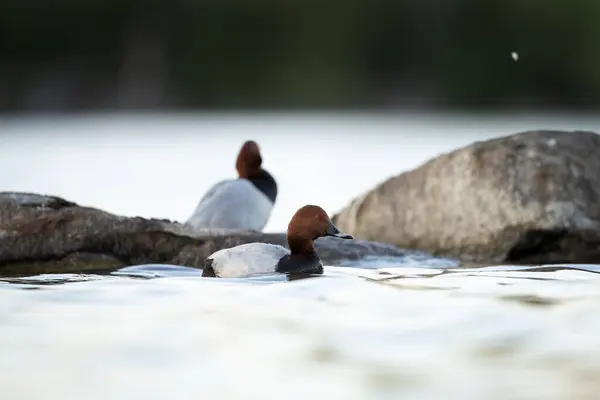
325,222 -> 353,239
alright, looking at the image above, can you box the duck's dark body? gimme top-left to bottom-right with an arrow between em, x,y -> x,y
248,169 -> 277,204
276,252 -> 324,275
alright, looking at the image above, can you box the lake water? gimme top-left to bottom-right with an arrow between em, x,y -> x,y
1,112 -> 600,399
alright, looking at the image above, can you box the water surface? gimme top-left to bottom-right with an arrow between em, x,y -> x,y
2,263 -> 600,400
2,113 -> 600,399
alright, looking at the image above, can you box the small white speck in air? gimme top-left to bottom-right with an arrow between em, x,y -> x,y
511,52 -> 519,62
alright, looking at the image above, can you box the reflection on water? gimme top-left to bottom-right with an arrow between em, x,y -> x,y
4,262 -> 600,288
2,263 -> 600,399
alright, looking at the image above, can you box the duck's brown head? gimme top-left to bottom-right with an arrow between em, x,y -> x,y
286,204 -> 353,255
235,140 -> 262,179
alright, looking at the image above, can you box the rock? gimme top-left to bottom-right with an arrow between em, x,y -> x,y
0,191 -> 426,276
332,130 -> 600,264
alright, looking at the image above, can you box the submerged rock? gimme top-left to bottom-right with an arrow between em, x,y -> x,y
0,192 -> 422,276
332,130 -> 600,264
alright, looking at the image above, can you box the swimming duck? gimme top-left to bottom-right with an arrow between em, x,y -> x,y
186,140 -> 277,231
202,205 -> 353,278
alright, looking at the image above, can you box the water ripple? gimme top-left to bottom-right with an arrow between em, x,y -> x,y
1,261 -> 600,399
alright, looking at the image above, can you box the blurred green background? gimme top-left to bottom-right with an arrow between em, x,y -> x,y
1,0 -> 599,111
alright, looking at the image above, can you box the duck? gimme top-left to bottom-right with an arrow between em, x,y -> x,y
185,140 -> 277,231
202,205 -> 353,278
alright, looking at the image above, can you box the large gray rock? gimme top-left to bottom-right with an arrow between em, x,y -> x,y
0,192 -> 422,276
332,130 -> 600,264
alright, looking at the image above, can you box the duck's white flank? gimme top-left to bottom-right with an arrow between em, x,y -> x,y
208,243 -> 290,278
186,179 -> 274,231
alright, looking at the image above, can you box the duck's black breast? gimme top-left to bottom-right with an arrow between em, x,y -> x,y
276,253 -> 324,275
248,169 -> 277,203
202,257 -> 217,277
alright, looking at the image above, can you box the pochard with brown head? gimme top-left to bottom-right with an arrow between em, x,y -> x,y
185,140 -> 278,232
202,205 -> 353,278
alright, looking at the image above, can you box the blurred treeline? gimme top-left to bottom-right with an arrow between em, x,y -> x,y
1,0 -> 600,111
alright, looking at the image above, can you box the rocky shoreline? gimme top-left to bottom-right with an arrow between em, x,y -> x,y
333,130 -> 600,265
0,192 -> 420,276
4,130 -> 600,276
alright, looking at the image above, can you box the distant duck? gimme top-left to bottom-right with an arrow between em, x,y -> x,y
202,204 -> 353,278
186,140 -> 277,231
